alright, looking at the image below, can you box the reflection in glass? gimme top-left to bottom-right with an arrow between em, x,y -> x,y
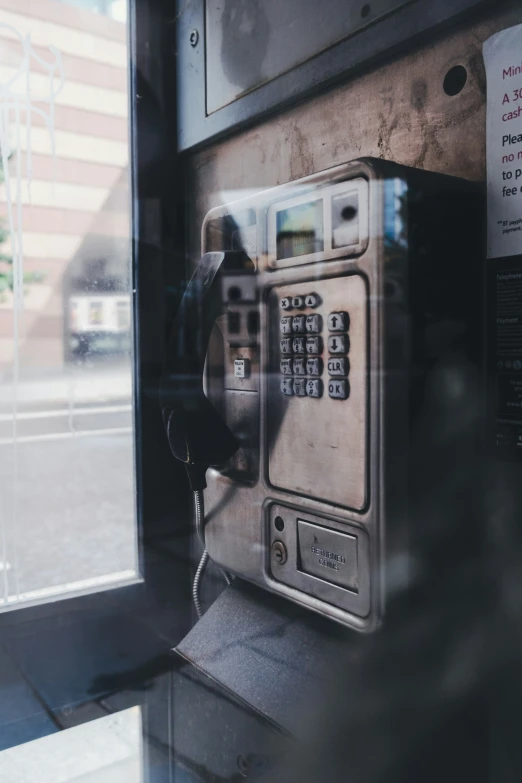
0,0 -> 138,607
276,200 -> 324,260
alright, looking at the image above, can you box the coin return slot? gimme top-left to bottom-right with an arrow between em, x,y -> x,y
297,519 -> 359,592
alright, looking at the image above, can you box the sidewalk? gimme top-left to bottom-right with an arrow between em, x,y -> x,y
0,363 -> 133,412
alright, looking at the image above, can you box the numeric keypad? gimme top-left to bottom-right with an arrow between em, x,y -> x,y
278,295 -> 352,402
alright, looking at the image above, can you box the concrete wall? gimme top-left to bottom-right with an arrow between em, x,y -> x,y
185,4 -> 522,264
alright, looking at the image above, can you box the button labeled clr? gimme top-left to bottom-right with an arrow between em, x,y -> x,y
328,312 -> 349,332
328,334 -> 349,354
328,379 -> 350,400
327,357 -> 349,376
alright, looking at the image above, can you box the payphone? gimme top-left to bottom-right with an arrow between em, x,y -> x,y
161,157 -> 480,631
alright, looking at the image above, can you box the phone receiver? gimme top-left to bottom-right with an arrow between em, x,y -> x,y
160,251 -> 250,490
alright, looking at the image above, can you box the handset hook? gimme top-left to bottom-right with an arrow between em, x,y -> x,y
160,251 -> 244,489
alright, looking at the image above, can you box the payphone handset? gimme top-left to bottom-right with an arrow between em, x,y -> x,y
162,158 -> 480,631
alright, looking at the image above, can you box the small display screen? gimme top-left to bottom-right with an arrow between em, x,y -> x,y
276,200 -> 324,260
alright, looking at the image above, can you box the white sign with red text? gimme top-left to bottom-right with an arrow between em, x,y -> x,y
484,23 -> 522,258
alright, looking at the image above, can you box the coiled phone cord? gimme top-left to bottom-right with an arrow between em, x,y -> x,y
192,490 -> 232,619
193,490 -> 207,619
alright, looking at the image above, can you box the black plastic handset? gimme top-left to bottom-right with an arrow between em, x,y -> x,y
160,251 -> 249,490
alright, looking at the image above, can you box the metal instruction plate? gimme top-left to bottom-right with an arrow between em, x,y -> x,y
297,519 -> 358,592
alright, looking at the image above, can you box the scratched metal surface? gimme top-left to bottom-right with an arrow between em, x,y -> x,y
185,4 -> 522,265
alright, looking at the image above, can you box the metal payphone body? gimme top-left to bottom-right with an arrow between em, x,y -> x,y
197,157 -> 480,631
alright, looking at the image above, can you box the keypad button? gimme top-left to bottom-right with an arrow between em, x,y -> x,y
280,358 -> 292,375
294,378 -> 307,397
327,357 -> 349,376
280,316 -> 292,334
292,296 -> 304,309
292,337 -> 306,354
306,357 -> 323,376
293,357 -> 306,376
307,379 -> 323,398
234,359 -> 249,378
328,379 -> 350,400
280,297 -> 292,310
292,315 -> 306,334
281,378 -> 294,396
328,312 -> 349,332
280,338 -> 292,354
306,314 -> 322,333
306,336 -> 323,355
328,334 -> 349,354
305,293 -> 320,308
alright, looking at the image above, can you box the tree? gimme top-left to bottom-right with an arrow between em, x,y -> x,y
0,158 -> 44,300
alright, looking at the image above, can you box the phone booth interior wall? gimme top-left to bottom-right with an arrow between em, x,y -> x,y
164,1 -> 522,779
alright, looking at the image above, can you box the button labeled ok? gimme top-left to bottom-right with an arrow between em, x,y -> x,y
328,379 -> 350,400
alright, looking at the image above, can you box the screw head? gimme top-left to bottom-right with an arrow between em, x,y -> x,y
272,540 -> 287,565
189,29 -> 199,47
237,755 -> 249,777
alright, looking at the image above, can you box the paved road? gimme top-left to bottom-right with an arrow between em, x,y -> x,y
0,364 -> 138,605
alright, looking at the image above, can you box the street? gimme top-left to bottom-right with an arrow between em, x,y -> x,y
0,363 -> 139,607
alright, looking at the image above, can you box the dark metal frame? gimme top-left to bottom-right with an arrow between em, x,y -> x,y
177,0 -> 494,151
0,0 -> 193,632
131,0 -> 193,559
